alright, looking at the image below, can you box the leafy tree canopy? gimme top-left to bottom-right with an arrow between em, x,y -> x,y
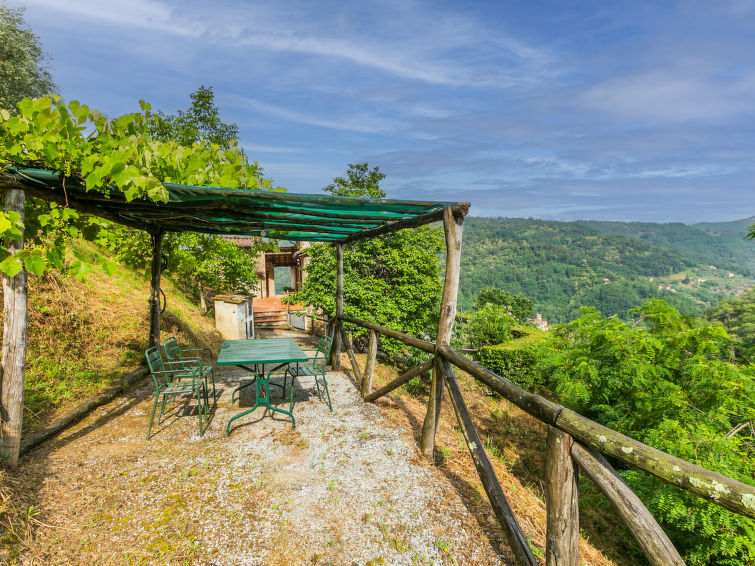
294,162 -> 443,354
107,86 -> 266,304
461,302 -> 517,349
537,299 -> 755,565
323,162 -> 385,198
476,287 -> 533,322
707,287 -> 755,361
0,4 -> 55,113
148,85 -> 239,149
1,95 -> 279,279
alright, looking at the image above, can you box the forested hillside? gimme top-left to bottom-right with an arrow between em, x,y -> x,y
576,217 -> 755,274
459,217 -> 755,322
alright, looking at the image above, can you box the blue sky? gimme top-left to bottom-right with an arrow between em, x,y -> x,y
11,0 -> 755,223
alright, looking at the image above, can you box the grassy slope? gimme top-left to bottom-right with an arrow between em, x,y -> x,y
14,241 -> 223,433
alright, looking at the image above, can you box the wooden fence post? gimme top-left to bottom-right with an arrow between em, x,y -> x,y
421,206 -> 464,460
338,321 -> 363,385
442,359 -> 537,566
545,426 -> 580,566
331,243 -> 343,369
148,230 -> 164,350
1,187 -> 28,466
361,329 -> 378,398
571,442 -> 685,566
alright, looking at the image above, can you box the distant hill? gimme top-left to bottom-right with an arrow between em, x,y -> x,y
459,217 -> 755,323
575,217 -> 755,274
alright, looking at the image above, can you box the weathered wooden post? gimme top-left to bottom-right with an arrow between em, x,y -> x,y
442,360 -> 538,566
420,206 -> 464,460
331,242 -> 343,369
545,426 -> 580,566
361,329 -> 378,397
148,230 -> 164,350
1,187 -> 28,466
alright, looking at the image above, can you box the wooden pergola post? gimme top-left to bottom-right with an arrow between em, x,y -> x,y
420,206 -> 464,460
148,230 -> 164,350
331,242 -> 343,369
1,187 -> 28,466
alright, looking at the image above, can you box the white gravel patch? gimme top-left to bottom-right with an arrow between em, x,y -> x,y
20,337 -> 504,565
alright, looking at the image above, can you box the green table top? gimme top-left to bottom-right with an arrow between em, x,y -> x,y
216,338 -> 309,366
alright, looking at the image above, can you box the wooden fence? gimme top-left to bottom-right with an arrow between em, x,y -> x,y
329,314 -> 755,566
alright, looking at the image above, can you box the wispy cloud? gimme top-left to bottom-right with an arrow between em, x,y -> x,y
24,0 -> 202,37
242,98 -> 403,134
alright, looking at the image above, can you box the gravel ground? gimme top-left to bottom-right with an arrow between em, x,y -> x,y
15,336 -> 505,565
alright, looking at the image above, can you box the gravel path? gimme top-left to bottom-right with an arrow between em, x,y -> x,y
17,338 -> 505,565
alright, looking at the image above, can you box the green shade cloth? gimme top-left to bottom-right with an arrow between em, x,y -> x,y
8,166 -> 468,242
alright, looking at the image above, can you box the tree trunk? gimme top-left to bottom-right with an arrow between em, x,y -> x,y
198,280 -> 207,315
1,188 -> 27,466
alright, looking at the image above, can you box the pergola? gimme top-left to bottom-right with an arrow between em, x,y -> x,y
0,166 -> 469,469
4,167 -> 755,566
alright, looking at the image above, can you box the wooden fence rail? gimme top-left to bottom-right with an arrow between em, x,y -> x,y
334,313 -> 755,566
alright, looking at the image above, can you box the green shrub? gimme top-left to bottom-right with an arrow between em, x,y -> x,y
477,329 -> 547,390
537,300 -> 755,565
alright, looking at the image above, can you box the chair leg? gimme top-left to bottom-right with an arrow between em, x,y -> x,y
314,373 -> 322,399
203,383 -> 209,415
147,394 -> 160,440
196,388 -> 204,437
321,373 -> 332,412
210,367 -> 216,399
157,394 -> 169,424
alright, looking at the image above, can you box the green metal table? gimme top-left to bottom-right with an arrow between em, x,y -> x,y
217,338 -> 309,435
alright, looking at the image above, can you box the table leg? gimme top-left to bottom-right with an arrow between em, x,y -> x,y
226,370 -> 296,436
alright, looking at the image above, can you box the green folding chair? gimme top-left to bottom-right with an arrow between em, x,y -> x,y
162,336 -> 216,400
145,346 -> 208,439
286,335 -> 333,411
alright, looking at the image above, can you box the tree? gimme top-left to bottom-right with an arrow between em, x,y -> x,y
324,162 -> 385,198
112,86 -> 268,308
148,85 -> 239,149
0,4 -> 56,113
294,163 -> 444,354
476,287 -> 534,322
707,287 -> 755,361
461,303 -> 517,349
537,300 -> 755,565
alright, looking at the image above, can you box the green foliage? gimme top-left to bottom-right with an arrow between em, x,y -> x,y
461,303 -> 517,349
323,162 -> 386,198
294,163 -> 443,354
579,217 -> 755,275
103,86 -> 266,301
707,287 -> 755,361
1,95 -> 280,278
458,217 -> 745,322
0,4 -> 55,113
477,329 -> 546,390
294,226 -> 443,354
476,287 -> 533,322
148,86 -> 239,149
538,299 -> 755,565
